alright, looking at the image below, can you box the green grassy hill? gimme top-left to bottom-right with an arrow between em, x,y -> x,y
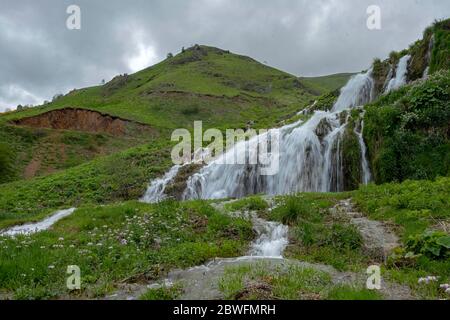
0,45 -> 334,183
300,73 -> 354,94
1,45 -> 324,131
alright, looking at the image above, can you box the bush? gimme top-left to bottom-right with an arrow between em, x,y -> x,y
406,231 -> 450,259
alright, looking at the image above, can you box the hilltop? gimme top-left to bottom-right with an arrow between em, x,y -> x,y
0,45 -> 346,182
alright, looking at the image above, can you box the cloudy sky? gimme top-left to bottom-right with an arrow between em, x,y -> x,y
0,0 -> 449,111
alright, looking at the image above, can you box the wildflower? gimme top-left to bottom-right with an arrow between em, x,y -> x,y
40,246 -> 46,249
87,242 -> 93,246
446,288 -> 450,294
120,239 -> 128,245
58,237 -> 64,241
418,276 -> 439,284
439,284 -> 450,290
48,265 -> 55,269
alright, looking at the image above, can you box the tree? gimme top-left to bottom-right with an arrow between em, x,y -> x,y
17,104 -> 23,111
101,79 -> 105,85
52,94 -> 63,102
167,52 -> 173,59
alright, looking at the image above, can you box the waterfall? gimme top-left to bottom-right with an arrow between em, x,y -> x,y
332,70 -> 374,112
182,69 -> 375,200
140,165 -> 181,203
385,55 -> 411,93
354,117 -> 371,184
423,35 -> 435,79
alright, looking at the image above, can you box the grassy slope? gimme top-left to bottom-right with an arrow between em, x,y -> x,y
0,200 -> 253,299
0,124 -> 155,182
1,46 -> 320,131
0,45 -> 342,225
219,177 -> 449,300
364,70 -> 450,183
300,73 -> 354,94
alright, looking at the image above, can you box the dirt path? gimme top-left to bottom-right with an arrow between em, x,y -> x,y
331,199 -> 400,259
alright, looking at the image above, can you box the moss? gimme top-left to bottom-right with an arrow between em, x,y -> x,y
341,119 -> 362,191
429,19 -> 450,74
164,164 -> 203,200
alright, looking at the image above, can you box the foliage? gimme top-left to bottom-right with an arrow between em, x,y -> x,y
0,141 -> 173,228
406,231 -> 450,259
225,196 -> 269,212
0,200 -> 253,299
0,142 -> 15,183
326,285 -> 383,300
364,70 -> 450,183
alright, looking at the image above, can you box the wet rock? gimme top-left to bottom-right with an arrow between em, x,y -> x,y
315,118 -> 332,141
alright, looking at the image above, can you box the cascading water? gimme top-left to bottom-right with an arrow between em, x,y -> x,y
354,116 -> 372,184
181,69 -> 375,200
385,55 -> 411,93
140,165 -> 181,203
423,35 -> 435,79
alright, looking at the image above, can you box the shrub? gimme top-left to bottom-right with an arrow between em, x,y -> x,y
406,231 -> 450,259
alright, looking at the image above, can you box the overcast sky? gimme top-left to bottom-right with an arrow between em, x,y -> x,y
0,0 -> 449,111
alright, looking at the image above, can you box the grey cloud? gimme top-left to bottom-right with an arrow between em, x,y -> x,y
0,0 -> 449,111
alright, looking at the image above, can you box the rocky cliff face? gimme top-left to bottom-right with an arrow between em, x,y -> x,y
13,108 -> 153,136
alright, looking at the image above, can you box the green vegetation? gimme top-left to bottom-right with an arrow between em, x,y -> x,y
342,117 -> 363,191
224,195 -> 269,212
354,177 -> 449,240
219,262 -> 333,300
326,285 -> 383,300
267,193 -> 367,271
1,46 -> 319,132
429,19 -> 450,74
0,200 -> 253,299
0,123 -> 153,181
364,70 -> 450,183
354,177 -> 450,299
0,141 -> 173,229
219,262 -> 384,300
300,73 -> 354,94
140,285 -> 183,300
0,142 -> 15,183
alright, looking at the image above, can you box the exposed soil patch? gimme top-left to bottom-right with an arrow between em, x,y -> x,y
12,108 -> 155,136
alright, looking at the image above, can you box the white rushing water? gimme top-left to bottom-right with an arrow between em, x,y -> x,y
1,208 -> 77,236
354,117 -> 372,184
249,218 -> 288,258
181,69 -> 375,200
140,165 -> 181,203
385,55 -> 411,93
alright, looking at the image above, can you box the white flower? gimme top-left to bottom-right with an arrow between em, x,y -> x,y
87,242 -> 93,246
439,284 -> 449,290
58,237 -> 64,241
48,265 -> 55,269
446,288 -> 450,294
